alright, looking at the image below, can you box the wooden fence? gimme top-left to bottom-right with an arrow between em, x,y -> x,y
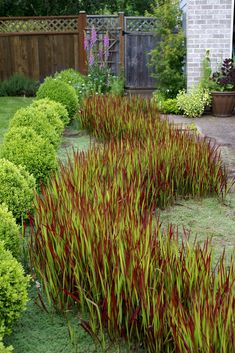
0,12 -> 157,89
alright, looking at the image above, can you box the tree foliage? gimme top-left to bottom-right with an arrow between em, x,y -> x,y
149,0 -> 186,98
0,0 -> 154,16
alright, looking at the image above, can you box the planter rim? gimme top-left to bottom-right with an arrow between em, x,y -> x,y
211,91 -> 235,95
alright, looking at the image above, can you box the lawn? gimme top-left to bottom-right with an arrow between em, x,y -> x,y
1,97 -> 235,353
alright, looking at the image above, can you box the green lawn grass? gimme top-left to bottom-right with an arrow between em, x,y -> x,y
1,97 -> 235,353
0,97 -> 34,145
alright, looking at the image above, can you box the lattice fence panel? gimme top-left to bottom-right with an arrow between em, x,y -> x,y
0,18 -> 78,33
87,16 -> 119,31
125,17 -> 157,32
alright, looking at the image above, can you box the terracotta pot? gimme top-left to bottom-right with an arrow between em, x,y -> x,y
211,91 -> 235,117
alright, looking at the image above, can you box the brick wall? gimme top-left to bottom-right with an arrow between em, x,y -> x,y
187,0 -> 233,88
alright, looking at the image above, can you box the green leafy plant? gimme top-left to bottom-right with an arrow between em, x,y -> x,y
36,77 -> 78,120
31,98 -> 68,130
53,68 -> 87,103
9,106 -> 61,148
152,91 -> 181,114
1,127 -> 57,184
0,241 -> 29,336
0,159 -> 35,220
0,336 -> 13,353
176,87 -> 212,118
109,75 -> 125,96
0,73 -> 39,97
0,204 -> 20,258
149,0 -> 186,98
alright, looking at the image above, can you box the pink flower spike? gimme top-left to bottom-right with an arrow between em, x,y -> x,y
91,26 -> 97,46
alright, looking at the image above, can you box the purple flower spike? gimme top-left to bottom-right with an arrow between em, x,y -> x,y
91,26 -> 97,46
104,32 -> 109,49
89,51 -> 94,66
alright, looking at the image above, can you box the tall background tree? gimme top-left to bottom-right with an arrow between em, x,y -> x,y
0,0 -> 154,16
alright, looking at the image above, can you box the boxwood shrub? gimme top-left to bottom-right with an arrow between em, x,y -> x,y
9,107 -> 61,148
1,127 -> 57,184
0,336 -> 13,353
0,204 -> 20,258
36,77 -> 78,120
0,241 -> 29,336
0,159 -> 35,220
31,98 -> 68,131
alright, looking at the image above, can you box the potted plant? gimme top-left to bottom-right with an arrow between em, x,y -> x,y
211,58 -> 235,117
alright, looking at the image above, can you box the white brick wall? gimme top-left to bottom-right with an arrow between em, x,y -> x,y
187,0 -> 233,88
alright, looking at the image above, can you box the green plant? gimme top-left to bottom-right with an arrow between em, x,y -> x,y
0,241 -> 29,336
199,50 -> 219,92
9,106 -> 61,148
149,0 -> 186,98
0,336 -> 13,353
0,159 -> 35,220
31,98 -> 67,131
176,87 -> 211,118
109,75 -> 125,96
0,204 -> 20,258
53,68 -> 87,103
36,77 -> 78,120
152,91 -> 180,114
1,127 -> 57,184
0,73 -> 39,97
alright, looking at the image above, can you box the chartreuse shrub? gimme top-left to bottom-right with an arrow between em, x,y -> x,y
36,77 -> 78,120
0,204 -> 20,258
53,68 -> 86,103
1,127 -> 57,184
30,97 -> 233,353
176,87 -> 211,118
152,91 -> 181,114
0,159 -> 35,219
0,241 -> 29,336
9,106 -> 61,148
31,98 -> 67,132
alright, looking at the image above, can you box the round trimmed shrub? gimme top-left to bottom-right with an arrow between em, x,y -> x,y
0,241 -> 29,336
36,77 -> 78,120
0,159 -> 35,220
9,106 -> 61,148
1,127 -> 57,184
53,68 -> 86,103
0,204 -> 20,258
31,98 -> 68,131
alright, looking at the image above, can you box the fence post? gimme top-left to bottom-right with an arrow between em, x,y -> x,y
119,12 -> 125,73
78,11 -> 87,74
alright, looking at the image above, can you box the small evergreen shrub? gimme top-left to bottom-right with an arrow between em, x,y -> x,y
0,241 -> 29,336
152,92 -> 180,114
0,73 -> 39,97
53,68 -> 86,103
0,159 -> 35,219
36,77 -> 78,120
9,107 -> 61,148
0,204 -> 20,258
1,127 -> 57,184
31,98 -> 68,131
176,87 -> 211,118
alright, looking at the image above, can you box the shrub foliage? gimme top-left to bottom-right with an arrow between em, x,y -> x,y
36,77 -> 78,120
0,204 -> 20,258
1,127 -> 57,184
0,159 -> 35,219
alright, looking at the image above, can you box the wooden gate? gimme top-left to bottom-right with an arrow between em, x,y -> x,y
124,17 -> 157,89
